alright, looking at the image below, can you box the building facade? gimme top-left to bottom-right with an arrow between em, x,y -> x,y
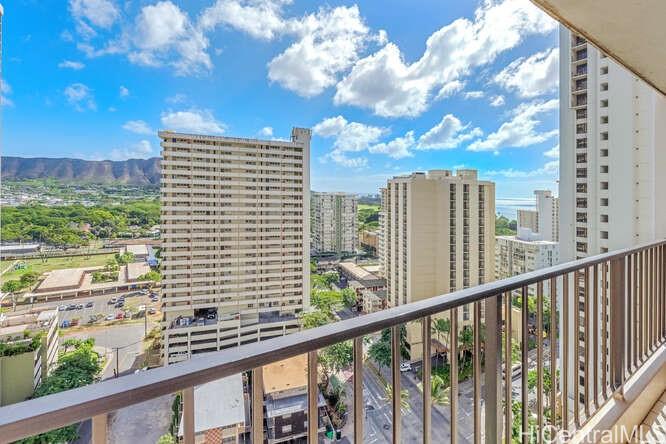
495,236 -> 559,288
311,192 -> 357,254
517,209 -> 538,235
559,27 -> 666,262
159,128 -> 311,365
381,170 -> 495,358
535,190 -> 560,242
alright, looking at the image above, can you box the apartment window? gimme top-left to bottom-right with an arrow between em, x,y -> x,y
600,165 -> 609,173
575,78 -> 587,91
576,123 -> 587,134
576,138 -> 587,149
600,116 -> 608,124
600,198 -> 609,207
576,212 -> 587,223
573,36 -> 586,46
576,168 -> 587,178
600,132 -> 608,140
576,183 -> 587,193
576,198 -> 587,208
600,99 -> 609,108
600,149 -> 608,157
576,242 -> 588,253
575,95 -> 587,106
600,82 -> 608,91
576,109 -> 587,119
575,49 -> 587,61
601,231 -> 609,239
601,66 -> 608,75
600,181 -> 608,190
576,227 -> 588,237
576,153 -> 587,163
576,63 -> 587,76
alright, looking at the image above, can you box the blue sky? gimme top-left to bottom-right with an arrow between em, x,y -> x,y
1,0 -> 560,198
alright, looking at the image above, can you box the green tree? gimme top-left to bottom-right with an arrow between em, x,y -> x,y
368,339 -> 391,371
341,288 -> 357,308
383,384 -> 411,411
157,434 -> 176,444
115,252 -> 135,265
1,280 -> 22,293
138,270 -> 161,282
495,215 -> 518,235
320,341 -> 353,384
300,310 -> 331,329
311,289 -> 343,313
417,374 -> 450,406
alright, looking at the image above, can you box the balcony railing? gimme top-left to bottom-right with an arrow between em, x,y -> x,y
0,240 -> 665,443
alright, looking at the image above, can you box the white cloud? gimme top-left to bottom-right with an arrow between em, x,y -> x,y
199,0 -> 292,40
544,144 -> 559,159
368,131 -> 415,159
268,6 -> 372,97
58,60 -> 86,70
417,114 -> 482,150
436,80 -> 465,100
129,1 -> 211,76
334,0 -> 556,117
122,120 -> 153,135
494,47 -> 559,97
69,0 -> 120,36
463,90 -> 484,99
160,108 -> 225,134
64,83 -> 96,111
259,126 -> 274,137
489,95 -> 505,107
1,81 -> 13,107
467,99 -> 558,151
485,160 -> 558,178
326,151 -> 368,168
313,116 -> 388,153
110,140 -> 153,160
166,93 -> 187,104
119,85 -> 129,98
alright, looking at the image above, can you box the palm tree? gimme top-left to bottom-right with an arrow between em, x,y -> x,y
458,326 -> 474,366
383,383 -> 411,411
431,317 -> 450,368
417,374 -> 450,406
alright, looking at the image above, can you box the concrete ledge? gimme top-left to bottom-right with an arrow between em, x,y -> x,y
571,343 -> 666,444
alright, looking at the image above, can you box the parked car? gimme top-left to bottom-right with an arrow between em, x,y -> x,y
76,304 -> 84,310
115,301 -> 124,308
85,301 -> 94,308
399,362 -> 412,372
66,304 -> 77,311
206,313 -> 216,320
105,314 -> 114,321
70,319 -> 79,326
140,289 -> 149,295
58,305 -> 68,311
108,297 -> 117,304
138,304 -> 146,312
150,296 -> 159,302
60,320 -> 70,328
115,312 -> 124,320
148,308 -> 156,315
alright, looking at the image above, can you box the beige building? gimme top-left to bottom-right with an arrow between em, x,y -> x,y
517,209 -> 538,235
0,309 -> 59,406
495,236 -> 559,296
381,170 -> 495,358
159,128 -> 311,365
311,192 -> 357,254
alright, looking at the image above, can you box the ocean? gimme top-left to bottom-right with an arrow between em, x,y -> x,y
496,198 -> 536,220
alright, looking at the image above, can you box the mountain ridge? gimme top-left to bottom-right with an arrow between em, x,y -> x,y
1,156 -> 161,185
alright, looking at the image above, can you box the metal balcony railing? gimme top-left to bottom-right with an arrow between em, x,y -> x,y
0,241 -> 665,443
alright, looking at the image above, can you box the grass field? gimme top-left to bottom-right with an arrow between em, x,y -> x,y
1,253 -> 117,283
358,203 -> 380,211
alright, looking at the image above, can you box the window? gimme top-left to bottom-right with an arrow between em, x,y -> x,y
600,116 -> 608,124
600,132 -> 608,140
601,198 -> 609,207
601,149 -> 608,157
576,139 -> 587,149
601,165 -> 609,173
282,425 -> 292,434
576,108 -> 587,119
576,198 -> 587,208
600,181 -> 609,190
576,123 -> 587,134
601,66 -> 608,75
600,82 -> 608,91
576,168 -> 587,178
576,242 -> 588,253
576,153 -> 587,163
576,212 -> 587,223
600,99 -> 609,107
576,227 -> 587,237
601,214 -> 609,223
576,183 -> 587,193
601,231 -> 609,239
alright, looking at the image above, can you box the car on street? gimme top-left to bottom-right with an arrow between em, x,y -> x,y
140,289 -> 149,295
105,314 -> 114,321
138,305 -> 146,312
66,304 -> 77,311
108,297 -> 117,304
58,305 -> 68,311
115,312 -> 124,320
115,302 -> 124,309
399,362 -> 412,372
76,304 -> 84,310
85,301 -> 94,308
148,308 -> 156,315
150,296 -> 159,302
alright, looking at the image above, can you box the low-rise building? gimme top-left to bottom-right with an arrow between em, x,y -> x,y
360,231 -> 379,255
337,262 -> 385,296
123,244 -> 149,261
495,234 -> 559,296
178,373 -> 247,443
262,355 -> 328,444
126,262 -> 151,283
361,289 -> 386,313
0,309 -> 59,406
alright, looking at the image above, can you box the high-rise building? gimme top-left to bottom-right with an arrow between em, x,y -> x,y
159,128 -> 311,365
495,236 -> 559,290
517,190 -> 559,242
381,170 -> 495,357
559,27 -> 666,262
517,209 -> 538,234
378,187 -> 387,277
311,192 -> 357,254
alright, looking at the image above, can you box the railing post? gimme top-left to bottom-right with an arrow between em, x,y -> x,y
182,387 -> 195,444
610,257 -> 626,391
252,367 -> 264,444
308,351 -> 319,444
391,325 -> 401,443
353,337 -> 364,443
422,317 -> 432,444
91,414 -> 107,444
483,295 -> 502,443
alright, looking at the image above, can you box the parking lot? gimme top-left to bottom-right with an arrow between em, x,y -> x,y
50,290 -> 160,327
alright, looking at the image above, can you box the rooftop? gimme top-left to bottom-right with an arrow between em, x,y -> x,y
126,262 -> 150,281
262,354 -> 307,395
124,244 -> 149,257
339,262 -> 380,282
36,268 -> 85,291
